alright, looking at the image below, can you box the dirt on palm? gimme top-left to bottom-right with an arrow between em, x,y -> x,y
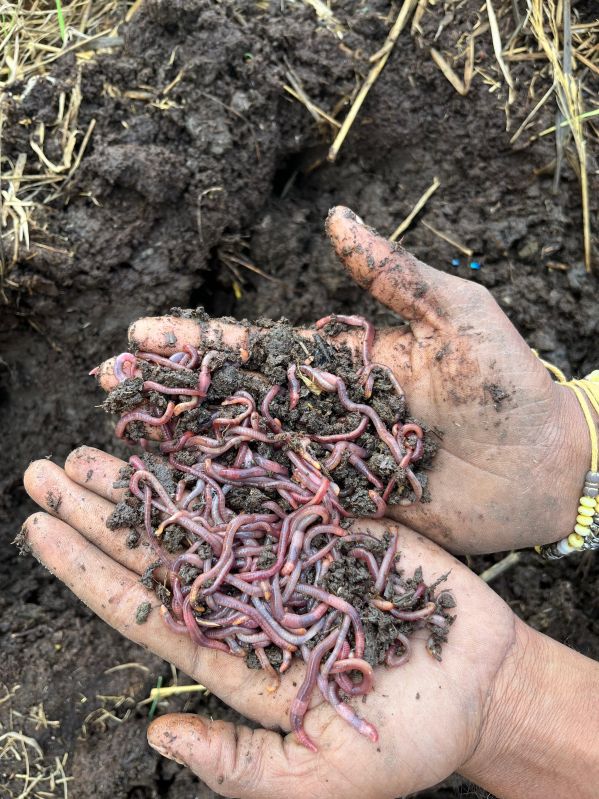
1,1 -> 598,798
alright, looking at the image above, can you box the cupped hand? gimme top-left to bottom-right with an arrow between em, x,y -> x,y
23,446 -> 520,799
95,207 -> 588,553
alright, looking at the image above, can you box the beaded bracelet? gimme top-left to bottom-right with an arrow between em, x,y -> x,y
536,366 -> 599,560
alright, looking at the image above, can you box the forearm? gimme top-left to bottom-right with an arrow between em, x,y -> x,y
461,618 -> 599,798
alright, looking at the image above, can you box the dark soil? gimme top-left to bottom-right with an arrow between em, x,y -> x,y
1,1 -> 598,797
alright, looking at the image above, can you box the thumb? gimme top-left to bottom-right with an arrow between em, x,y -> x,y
325,206 -> 485,332
147,713 -> 317,799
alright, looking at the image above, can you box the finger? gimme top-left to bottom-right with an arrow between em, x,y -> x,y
24,459 -> 155,575
147,714 -> 331,799
23,513 -> 293,730
130,316 -> 251,357
326,206 -> 487,334
65,445 -> 129,504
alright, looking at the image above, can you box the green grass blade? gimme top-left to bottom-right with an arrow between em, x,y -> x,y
55,0 -> 67,44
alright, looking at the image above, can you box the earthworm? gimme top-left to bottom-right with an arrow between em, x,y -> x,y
287,364 -> 300,410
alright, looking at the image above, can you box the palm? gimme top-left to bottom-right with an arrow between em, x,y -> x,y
23,446 -> 516,798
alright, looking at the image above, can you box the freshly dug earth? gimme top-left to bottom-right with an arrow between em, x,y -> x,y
1,1 -> 598,798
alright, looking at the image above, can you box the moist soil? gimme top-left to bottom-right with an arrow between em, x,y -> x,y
1,1 -> 598,798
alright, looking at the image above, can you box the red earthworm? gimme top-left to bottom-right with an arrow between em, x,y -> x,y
311,415 -> 369,444
287,364 -> 301,410
296,584 -> 365,659
136,351 -> 192,370
400,467 -> 423,505
302,524 -> 347,553
114,352 -> 139,382
280,650 -> 293,674
321,615 -> 352,676
198,350 -> 221,395
382,477 -> 396,502
329,657 -> 374,696
261,385 -> 283,433
385,632 -> 411,667
252,598 -> 327,646
349,453 -> 384,489
116,402 -> 175,439
189,517 -> 247,605
290,628 -> 340,752
361,363 -> 405,400
319,674 -> 378,744
213,395 -> 255,430
315,314 -> 375,373
204,460 -> 269,482
367,490 -> 387,518
280,602 -> 329,629
253,454 -> 289,476
349,548 -> 379,580
160,605 -> 188,634
391,602 -> 436,621
182,598 -> 230,653
374,531 -> 398,594
212,593 -> 297,652
254,647 -> 281,692
142,381 -> 204,396
282,506 -> 328,576
281,561 -> 303,603
428,614 -> 449,632
225,426 -> 278,444
160,431 -> 195,453
322,441 -> 347,470
301,366 -> 406,465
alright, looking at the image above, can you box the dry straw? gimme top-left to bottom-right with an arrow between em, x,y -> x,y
0,1 -> 133,292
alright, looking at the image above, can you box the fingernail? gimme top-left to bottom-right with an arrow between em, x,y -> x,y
354,213 -> 364,225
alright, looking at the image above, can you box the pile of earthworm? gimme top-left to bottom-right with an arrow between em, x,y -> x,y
105,315 -> 455,750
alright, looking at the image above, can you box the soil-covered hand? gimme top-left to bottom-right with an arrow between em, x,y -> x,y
96,208 -> 589,554
22,449 -> 599,799
18,447 -> 522,796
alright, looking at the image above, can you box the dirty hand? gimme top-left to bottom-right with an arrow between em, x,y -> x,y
96,207 -> 589,554
23,447 -> 599,799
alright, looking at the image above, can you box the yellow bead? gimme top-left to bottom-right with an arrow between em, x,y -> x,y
576,515 -> 593,526
568,533 -> 585,549
534,545 -> 542,554
574,525 -> 590,537
577,506 -> 594,517
580,496 -> 595,508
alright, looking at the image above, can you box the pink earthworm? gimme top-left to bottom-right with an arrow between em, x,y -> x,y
114,352 -> 139,382
385,632 -> 411,667
116,401 -> 176,440
290,628 -> 340,752
287,364 -> 301,410
261,385 -> 283,432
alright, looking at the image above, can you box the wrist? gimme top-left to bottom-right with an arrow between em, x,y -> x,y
460,617 -> 599,798
541,382 -> 593,544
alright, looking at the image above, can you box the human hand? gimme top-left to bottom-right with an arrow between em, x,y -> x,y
95,207 -> 589,554
21,445 -> 515,797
